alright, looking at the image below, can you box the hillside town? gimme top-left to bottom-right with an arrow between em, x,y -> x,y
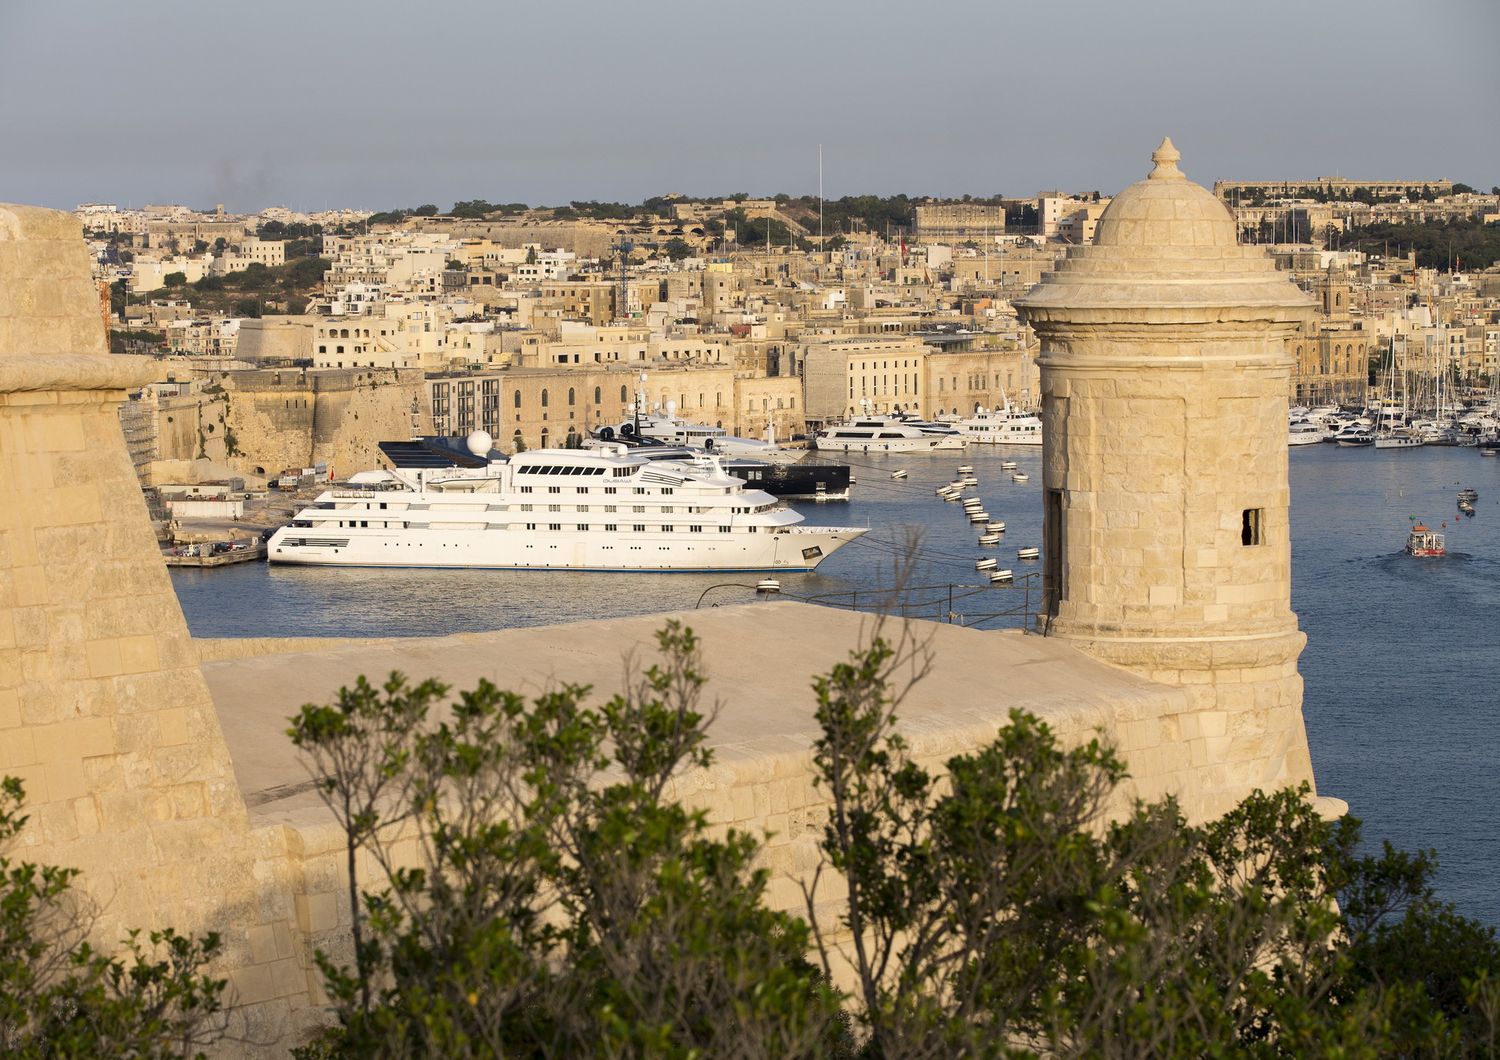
85,182 -> 1500,489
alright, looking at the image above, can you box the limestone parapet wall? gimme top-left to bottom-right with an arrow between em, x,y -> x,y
198,607 -> 1210,1003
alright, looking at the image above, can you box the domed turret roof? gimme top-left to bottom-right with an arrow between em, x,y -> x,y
1014,138 -> 1314,324
1090,138 -> 1240,251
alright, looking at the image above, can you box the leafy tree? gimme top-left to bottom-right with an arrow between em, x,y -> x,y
411,204 -> 440,217
1336,218 -> 1500,271
801,625 -> 1500,1056
283,256 -> 330,288
232,298 -> 261,319
235,262 -> 272,291
163,271 -> 186,287
449,200 -> 495,220
445,259 -> 466,271
288,623 -> 1500,1057
109,328 -> 166,354
1453,183 -> 1476,195
661,237 -> 693,261
524,246 -> 537,265
0,778 -> 228,1057
288,623 -> 846,1058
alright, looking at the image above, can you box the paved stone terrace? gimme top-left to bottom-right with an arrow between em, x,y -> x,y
200,601 -> 1190,824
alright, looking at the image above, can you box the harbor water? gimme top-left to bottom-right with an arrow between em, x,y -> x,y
170,444 -> 1500,923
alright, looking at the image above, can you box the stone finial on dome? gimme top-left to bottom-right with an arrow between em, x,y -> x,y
1148,136 -> 1183,181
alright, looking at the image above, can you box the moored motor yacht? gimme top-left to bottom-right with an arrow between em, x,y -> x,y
268,432 -> 867,572
814,416 -> 968,452
585,430 -> 852,501
954,403 -> 1044,446
1287,420 -> 1327,446
608,405 -> 800,463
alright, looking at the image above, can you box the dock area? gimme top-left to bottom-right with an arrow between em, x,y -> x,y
164,541 -> 266,568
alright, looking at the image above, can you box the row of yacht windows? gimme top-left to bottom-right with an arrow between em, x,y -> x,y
510,523 -> 756,533
334,500 -> 772,519
515,464 -> 631,477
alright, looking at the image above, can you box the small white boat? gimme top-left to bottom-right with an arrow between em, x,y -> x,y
891,469 -> 908,480
962,498 -> 983,510
969,511 -> 991,523
942,492 -> 963,502
960,477 -> 978,487
978,532 -> 1001,545
975,557 -> 998,571
956,464 -> 974,475
1012,472 -> 1030,483
1017,546 -> 1040,560
1000,461 -> 1018,470
986,520 -> 1006,532
988,569 -> 1014,583
949,480 -> 969,491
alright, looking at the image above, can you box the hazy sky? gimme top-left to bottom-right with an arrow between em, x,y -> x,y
2,0 -> 1496,213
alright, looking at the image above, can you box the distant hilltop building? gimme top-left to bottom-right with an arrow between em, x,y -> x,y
1214,178 -> 1454,200
913,203 -> 1005,243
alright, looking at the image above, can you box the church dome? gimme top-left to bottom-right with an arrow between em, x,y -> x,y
1090,138 -> 1239,250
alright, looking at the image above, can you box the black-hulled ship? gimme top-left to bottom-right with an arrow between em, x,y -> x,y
590,429 -> 851,501
377,436 -> 852,502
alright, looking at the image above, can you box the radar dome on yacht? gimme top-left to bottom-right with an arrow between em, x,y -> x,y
466,430 -> 493,457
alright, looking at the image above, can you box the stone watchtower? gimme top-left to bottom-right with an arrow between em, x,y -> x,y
1016,140 -> 1326,819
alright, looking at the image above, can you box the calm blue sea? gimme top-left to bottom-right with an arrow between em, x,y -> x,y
171,444 -> 1500,923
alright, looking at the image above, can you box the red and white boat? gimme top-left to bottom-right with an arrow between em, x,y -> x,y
1405,523 -> 1445,558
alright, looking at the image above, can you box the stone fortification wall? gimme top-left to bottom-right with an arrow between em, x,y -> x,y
221,366 -> 421,476
425,218 -> 620,258
154,388 -> 231,466
0,204 -> 322,1048
198,609 -> 1203,1006
234,315 -> 314,363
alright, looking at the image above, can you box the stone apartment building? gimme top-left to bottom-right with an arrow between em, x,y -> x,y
1287,269 -> 1369,404
212,238 -> 285,274
913,202 -> 1005,243
800,335 -> 1036,424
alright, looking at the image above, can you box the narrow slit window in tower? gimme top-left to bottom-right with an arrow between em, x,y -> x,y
1242,508 -> 1263,546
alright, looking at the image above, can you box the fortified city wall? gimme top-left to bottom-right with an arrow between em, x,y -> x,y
1,166 -> 1340,1053
219,366 -> 423,477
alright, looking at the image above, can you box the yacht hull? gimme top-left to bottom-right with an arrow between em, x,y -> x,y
268,525 -> 866,572
814,437 -> 960,453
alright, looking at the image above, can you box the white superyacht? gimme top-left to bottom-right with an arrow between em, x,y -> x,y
953,402 -> 1044,446
267,432 -> 866,572
814,416 -> 968,452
